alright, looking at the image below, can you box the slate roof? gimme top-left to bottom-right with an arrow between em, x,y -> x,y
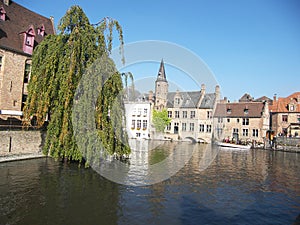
269,92 -> 300,113
239,93 -> 253,102
0,0 -> 55,55
214,102 -> 265,118
156,59 -> 167,82
167,91 -> 216,109
254,96 -> 273,104
200,93 -> 216,109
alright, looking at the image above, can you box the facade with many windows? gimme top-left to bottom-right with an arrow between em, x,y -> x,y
152,59 -> 220,143
0,0 -> 55,121
125,102 -> 151,139
213,101 -> 269,144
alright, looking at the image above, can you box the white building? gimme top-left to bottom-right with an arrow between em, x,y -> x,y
125,101 -> 151,139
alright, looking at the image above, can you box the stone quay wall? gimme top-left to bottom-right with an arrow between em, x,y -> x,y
0,130 -> 45,157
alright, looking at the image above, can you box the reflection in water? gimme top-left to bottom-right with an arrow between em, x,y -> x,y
0,141 -> 299,225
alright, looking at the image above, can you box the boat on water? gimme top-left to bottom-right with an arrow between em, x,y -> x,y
215,141 -> 251,150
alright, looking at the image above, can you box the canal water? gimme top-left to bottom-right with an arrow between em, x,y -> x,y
0,141 -> 299,225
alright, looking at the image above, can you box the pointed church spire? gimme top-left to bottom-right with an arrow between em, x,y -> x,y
157,59 -> 167,81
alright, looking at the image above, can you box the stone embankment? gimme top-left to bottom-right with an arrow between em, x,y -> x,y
0,130 -> 46,163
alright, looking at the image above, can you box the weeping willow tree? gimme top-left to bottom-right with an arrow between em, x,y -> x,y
23,6 -> 131,163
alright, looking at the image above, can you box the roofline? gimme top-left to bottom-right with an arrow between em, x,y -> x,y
10,0 -> 54,23
0,45 -> 32,57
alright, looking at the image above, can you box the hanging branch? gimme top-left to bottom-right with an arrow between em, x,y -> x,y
22,6 -> 130,163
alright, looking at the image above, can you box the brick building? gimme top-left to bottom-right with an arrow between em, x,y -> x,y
269,92 -> 300,137
0,0 -> 55,122
213,101 -> 269,144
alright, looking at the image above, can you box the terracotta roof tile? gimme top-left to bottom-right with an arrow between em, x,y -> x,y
269,92 -> 300,113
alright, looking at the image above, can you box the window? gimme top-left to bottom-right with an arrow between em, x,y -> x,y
297,115 -> 300,122
189,123 -> 194,131
244,109 -> 249,114
182,123 -> 186,131
137,108 -> 142,116
174,122 -> 179,134
175,111 -> 179,118
227,108 -> 231,114
166,123 -> 171,131
282,115 -> 288,122
218,117 -> 223,123
242,129 -> 248,136
131,120 -> 135,129
206,125 -> 212,133
0,56 -> 2,70
233,128 -> 239,133
37,24 -> 45,36
237,118 -> 240,123
289,104 -> 295,112
136,133 -> 141,138
0,7 -> 6,21
23,26 -> 35,55
143,108 -> 148,116
190,111 -> 195,118
137,120 -> 141,130
242,118 -> 249,125
199,124 -> 205,132
24,62 -> 31,83
175,98 -> 180,105
142,120 -> 147,130
252,129 -> 258,137
182,111 -> 187,118
207,111 -> 212,119
168,111 -> 172,118
25,33 -> 34,46
227,118 -> 230,123
21,94 -> 27,111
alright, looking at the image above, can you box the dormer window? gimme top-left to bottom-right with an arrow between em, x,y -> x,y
25,31 -> 34,46
37,24 -> 45,37
0,6 -> 6,21
289,104 -> 295,112
23,26 -> 36,55
227,108 -> 231,114
175,97 -> 180,105
244,108 -> 249,114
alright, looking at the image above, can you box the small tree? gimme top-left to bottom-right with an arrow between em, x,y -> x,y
152,109 -> 171,133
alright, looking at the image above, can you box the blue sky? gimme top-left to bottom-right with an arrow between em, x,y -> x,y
15,0 -> 300,101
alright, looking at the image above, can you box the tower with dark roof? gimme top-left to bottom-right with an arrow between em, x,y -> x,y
154,59 -> 169,110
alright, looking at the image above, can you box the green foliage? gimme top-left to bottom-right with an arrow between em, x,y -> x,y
23,6 -> 130,163
152,109 -> 172,133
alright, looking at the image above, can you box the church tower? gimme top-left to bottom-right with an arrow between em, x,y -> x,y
154,59 -> 168,110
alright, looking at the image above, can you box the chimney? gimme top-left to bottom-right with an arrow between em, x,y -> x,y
201,83 -> 206,93
148,90 -> 153,102
273,94 -> 277,102
215,85 -> 220,101
3,0 -> 9,6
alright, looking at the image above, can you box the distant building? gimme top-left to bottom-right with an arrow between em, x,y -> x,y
213,101 -> 269,143
153,59 -> 220,143
0,0 -> 55,121
125,101 -> 151,139
269,92 -> 300,137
